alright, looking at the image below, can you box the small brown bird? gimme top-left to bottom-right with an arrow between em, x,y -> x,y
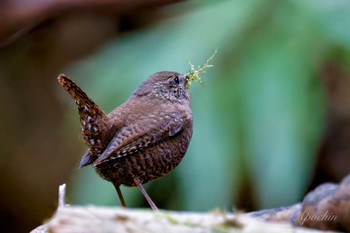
58,72 -> 193,210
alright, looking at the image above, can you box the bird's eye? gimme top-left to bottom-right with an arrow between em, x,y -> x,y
173,76 -> 180,84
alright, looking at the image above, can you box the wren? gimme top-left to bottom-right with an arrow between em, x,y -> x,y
58,72 -> 193,210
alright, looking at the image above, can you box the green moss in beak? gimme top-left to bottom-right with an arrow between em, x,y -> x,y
185,49 -> 217,89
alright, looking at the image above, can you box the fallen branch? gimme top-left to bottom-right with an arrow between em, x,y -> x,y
31,175 -> 350,233
31,205 -> 327,233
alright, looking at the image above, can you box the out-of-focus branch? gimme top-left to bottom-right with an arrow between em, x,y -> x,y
251,174 -> 350,232
0,0 -> 182,47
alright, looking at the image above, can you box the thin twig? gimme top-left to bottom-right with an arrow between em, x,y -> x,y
58,183 -> 67,208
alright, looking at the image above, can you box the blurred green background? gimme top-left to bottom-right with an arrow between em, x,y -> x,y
1,0 -> 350,232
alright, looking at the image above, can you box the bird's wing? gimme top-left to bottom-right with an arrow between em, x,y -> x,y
92,113 -> 188,166
79,149 -> 94,168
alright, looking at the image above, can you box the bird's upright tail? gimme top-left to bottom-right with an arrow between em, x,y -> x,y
57,74 -> 106,162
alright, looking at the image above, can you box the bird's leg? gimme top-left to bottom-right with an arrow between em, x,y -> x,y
133,178 -> 159,211
113,183 -> 127,208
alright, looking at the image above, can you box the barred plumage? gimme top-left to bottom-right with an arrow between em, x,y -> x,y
58,72 -> 193,211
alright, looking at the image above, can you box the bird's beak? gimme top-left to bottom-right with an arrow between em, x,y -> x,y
183,73 -> 190,89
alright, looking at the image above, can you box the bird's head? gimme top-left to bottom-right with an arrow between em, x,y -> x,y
133,71 -> 190,104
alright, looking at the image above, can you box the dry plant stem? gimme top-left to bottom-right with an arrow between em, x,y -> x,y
58,183 -> 66,208
134,178 -> 159,211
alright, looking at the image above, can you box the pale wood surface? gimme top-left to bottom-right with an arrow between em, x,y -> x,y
30,206 -> 334,233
